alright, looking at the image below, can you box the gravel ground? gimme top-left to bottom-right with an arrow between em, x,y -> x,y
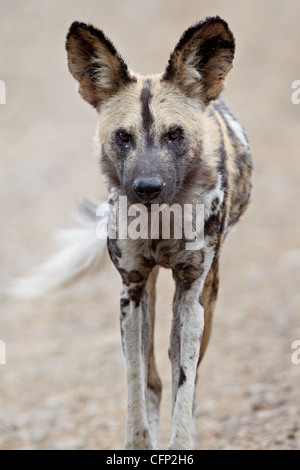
0,0 -> 299,450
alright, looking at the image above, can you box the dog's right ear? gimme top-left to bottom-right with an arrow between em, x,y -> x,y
66,22 -> 135,109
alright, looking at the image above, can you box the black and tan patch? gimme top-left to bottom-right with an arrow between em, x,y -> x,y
140,79 -> 154,144
178,366 -> 187,387
172,250 -> 205,290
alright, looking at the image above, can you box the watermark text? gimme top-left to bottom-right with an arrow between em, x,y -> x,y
291,340 -> 300,365
0,340 -> 6,365
0,80 -> 6,104
291,80 -> 300,105
96,197 -> 205,251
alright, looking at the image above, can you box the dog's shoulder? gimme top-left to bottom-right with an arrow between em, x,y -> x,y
209,96 -> 253,231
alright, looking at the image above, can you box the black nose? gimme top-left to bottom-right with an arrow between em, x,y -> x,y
133,177 -> 164,201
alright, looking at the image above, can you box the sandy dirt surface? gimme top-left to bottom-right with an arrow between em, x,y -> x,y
0,0 -> 299,450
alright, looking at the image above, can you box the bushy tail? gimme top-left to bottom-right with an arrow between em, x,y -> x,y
10,201 -> 109,299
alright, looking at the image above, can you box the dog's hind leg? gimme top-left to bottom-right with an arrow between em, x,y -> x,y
198,255 -> 220,364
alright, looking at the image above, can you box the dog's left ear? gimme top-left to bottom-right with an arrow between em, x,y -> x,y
163,17 -> 235,105
66,22 -> 134,109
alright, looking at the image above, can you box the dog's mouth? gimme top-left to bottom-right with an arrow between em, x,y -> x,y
128,196 -> 172,211
127,200 -> 167,211
143,202 -> 152,211
143,201 -> 169,211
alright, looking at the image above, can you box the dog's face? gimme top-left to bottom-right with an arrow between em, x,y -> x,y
66,18 -> 235,205
96,78 -> 210,205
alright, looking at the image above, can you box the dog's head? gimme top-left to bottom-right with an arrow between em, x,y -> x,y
66,17 -> 235,205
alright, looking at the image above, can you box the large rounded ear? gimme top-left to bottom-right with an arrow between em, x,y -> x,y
162,17 -> 235,105
66,22 -> 135,109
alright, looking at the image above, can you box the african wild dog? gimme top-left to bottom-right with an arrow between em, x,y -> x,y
14,16 -> 252,450
65,16 -> 252,451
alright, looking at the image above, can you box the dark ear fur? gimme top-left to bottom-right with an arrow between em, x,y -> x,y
66,22 -> 135,108
163,16 -> 235,105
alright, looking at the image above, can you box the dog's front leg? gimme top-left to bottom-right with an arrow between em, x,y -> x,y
120,283 -> 153,450
169,277 -> 204,450
169,254 -> 213,450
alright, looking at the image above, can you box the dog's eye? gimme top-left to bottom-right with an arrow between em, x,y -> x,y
169,131 -> 180,140
167,127 -> 184,142
118,131 -> 132,143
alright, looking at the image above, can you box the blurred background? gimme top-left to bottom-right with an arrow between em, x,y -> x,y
0,0 -> 299,450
